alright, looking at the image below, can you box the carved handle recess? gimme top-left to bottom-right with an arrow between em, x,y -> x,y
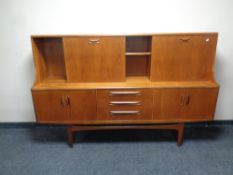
185,95 -> 190,105
66,96 -> 70,106
88,39 -> 100,44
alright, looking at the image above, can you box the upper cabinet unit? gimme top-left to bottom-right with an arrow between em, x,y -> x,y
150,34 -> 218,81
63,36 -> 125,82
31,33 -> 218,85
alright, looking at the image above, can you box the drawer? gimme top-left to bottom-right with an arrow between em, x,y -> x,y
98,89 -> 152,101
97,89 -> 153,120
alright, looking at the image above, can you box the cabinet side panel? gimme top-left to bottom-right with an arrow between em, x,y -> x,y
31,38 -> 41,84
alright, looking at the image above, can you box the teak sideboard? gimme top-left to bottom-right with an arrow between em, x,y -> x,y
31,33 -> 219,147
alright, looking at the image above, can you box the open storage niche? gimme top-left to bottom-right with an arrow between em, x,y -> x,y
125,36 -> 152,80
33,37 -> 67,82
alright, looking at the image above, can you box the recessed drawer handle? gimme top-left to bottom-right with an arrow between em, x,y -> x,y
109,101 -> 142,106
110,111 -> 141,116
109,91 -> 141,96
88,39 -> 100,44
179,38 -> 190,42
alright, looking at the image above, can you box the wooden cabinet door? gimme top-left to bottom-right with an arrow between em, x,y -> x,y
150,34 -> 218,81
67,90 -> 97,122
153,89 -> 187,120
153,88 -> 219,121
183,88 -> 218,120
63,36 -> 125,82
32,91 -> 68,124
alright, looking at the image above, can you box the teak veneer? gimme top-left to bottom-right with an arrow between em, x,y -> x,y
31,33 -> 219,147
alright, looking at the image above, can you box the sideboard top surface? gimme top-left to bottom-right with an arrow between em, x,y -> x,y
32,81 -> 219,90
31,32 -> 218,38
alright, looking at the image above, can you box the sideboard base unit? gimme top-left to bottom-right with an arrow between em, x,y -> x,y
67,123 -> 184,148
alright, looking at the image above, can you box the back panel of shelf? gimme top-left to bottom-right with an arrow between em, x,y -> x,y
126,55 -> 151,77
126,36 -> 152,52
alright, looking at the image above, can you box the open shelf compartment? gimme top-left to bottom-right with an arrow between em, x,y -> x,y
33,37 -> 67,83
125,36 -> 152,79
126,36 -> 151,52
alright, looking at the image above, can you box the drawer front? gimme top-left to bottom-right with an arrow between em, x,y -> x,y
98,89 -> 152,101
97,89 -> 153,120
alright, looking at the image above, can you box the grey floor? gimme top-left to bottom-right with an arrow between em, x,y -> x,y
0,124 -> 232,175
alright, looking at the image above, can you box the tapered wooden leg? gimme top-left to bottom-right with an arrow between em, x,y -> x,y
177,123 -> 184,146
67,127 -> 74,148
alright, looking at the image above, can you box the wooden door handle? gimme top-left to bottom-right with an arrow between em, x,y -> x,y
60,96 -> 65,107
66,96 -> 70,106
185,95 -> 190,105
180,95 -> 185,106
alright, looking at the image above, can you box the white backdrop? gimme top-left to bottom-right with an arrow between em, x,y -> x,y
0,0 -> 233,122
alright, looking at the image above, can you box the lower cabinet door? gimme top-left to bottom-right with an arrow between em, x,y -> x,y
153,88 -> 219,121
32,91 -> 68,123
153,89 -> 186,120
67,90 -> 97,122
183,88 -> 218,120
32,90 -> 97,124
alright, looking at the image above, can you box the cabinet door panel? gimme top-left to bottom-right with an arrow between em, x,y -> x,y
153,88 -> 218,121
151,35 -> 217,81
67,90 -> 97,121
32,91 -> 68,123
63,36 -> 125,82
183,88 -> 218,120
153,89 -> 186,120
